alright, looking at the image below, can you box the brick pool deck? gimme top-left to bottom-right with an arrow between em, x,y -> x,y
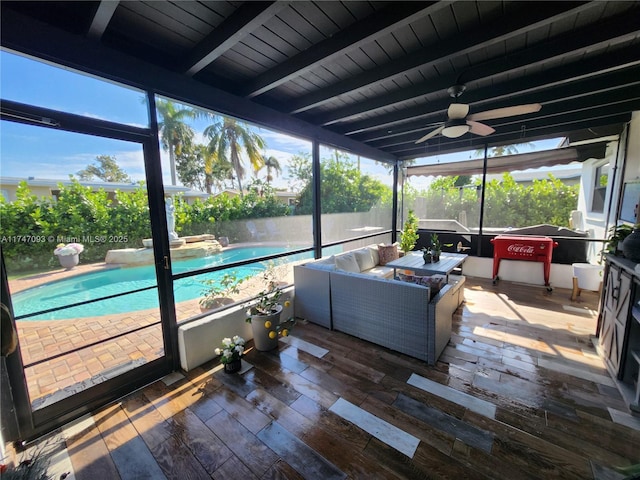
10,255 -> 295,409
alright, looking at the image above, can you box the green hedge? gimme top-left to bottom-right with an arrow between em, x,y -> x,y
407,173 -> 579,229
0,173 -> 579,273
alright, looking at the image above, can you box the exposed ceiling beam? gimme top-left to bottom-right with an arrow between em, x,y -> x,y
311,12 -> 640,127
183,1 -> 289,77
339,48 -> 640,139
239,1 -> 447,98
87,0 -> 119,40
287,1 -> 595,114
395,113 -> 631,161
0,8 -> 397,163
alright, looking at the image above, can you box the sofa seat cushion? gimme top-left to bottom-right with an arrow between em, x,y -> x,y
362,265 -> 395,278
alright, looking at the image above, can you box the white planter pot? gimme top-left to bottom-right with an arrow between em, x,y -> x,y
572,263 -> 603,291
249,304 -> 282,351
58,253 -> 79,269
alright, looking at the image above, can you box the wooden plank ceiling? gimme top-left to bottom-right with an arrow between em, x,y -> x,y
1,1 -> 639,162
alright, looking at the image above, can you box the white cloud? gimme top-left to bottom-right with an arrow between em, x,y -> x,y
111,150 -> 146,181
258,130 -> 312,153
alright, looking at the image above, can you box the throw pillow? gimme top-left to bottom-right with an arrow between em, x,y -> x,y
378,244 -> 399,265
397,272 -> 416,283
414,274 -> 446,294
353,248 -> 376,271
395,272 -> 446,300
334,252 -> 361,272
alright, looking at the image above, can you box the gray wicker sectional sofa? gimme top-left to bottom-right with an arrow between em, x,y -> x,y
293,245 -> 465,364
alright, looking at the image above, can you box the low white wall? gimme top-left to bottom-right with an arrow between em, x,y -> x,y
461,256 -> 585,290
178,287 -> 295,371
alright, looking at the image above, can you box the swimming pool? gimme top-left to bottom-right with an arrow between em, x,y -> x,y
13,246 -> 314,321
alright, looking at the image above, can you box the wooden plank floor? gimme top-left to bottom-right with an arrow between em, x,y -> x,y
25,278 -> 640,479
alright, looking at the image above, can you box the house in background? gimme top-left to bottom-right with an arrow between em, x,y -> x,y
215,188 -> 298,207
485,163 -> 582,186
0,177 -> 209,205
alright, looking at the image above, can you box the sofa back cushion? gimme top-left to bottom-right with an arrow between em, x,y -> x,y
334,252 -> 361,272
353,248 -> 376,271
306,261 -> 336,271
304,256 -> 337,271
367,245 -> 380,265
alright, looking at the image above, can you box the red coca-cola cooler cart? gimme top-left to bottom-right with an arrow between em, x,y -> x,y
490,235 -> 559,291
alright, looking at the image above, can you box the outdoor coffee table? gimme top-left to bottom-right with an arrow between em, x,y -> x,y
386,252 -> 467,282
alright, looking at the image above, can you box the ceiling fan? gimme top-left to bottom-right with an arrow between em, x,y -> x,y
415,85 -> 542,144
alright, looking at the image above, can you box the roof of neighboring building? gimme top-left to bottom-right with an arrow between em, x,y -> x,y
0,176 -> 208,198
215,189 -> 297,198
486,163 -> 582,183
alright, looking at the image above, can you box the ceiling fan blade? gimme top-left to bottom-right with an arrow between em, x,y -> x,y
415,125 -> 445,144
467,120 -> 495,136
448,103 -> 469,119
467,103 -> 542,121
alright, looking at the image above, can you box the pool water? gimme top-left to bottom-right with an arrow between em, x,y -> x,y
13,246 -> 313,321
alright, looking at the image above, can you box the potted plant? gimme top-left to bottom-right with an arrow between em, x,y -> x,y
429,233 -> 452,262
431,233 -> 442,261
603,223 -> 634,256
53,242 -> 84,269
214,335 -> 246,373
245,266 -> 295,351
399,210 -> 419,255
199,272 -> 246,312
620,223 -> 640,262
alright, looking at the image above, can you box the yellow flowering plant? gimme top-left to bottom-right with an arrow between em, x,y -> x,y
246,270 -> 283,316
245,264 -> 296,338
399,210 -> 419,253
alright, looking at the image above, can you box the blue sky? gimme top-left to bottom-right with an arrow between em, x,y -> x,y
1,49 -> 566,192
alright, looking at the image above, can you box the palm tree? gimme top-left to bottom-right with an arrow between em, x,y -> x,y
156,99 -> 198,185
204,117 -> 265,195
199,145 -> 232,194
262,155 -> 282,184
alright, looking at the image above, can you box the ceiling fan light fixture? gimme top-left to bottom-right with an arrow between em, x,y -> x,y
441,119 -> 470,138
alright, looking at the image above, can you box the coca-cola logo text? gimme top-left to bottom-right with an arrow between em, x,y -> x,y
506,244 -> 535,255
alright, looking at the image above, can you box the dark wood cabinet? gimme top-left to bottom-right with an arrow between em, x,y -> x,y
600,261 -> 632,377
598,255 -> 640,412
